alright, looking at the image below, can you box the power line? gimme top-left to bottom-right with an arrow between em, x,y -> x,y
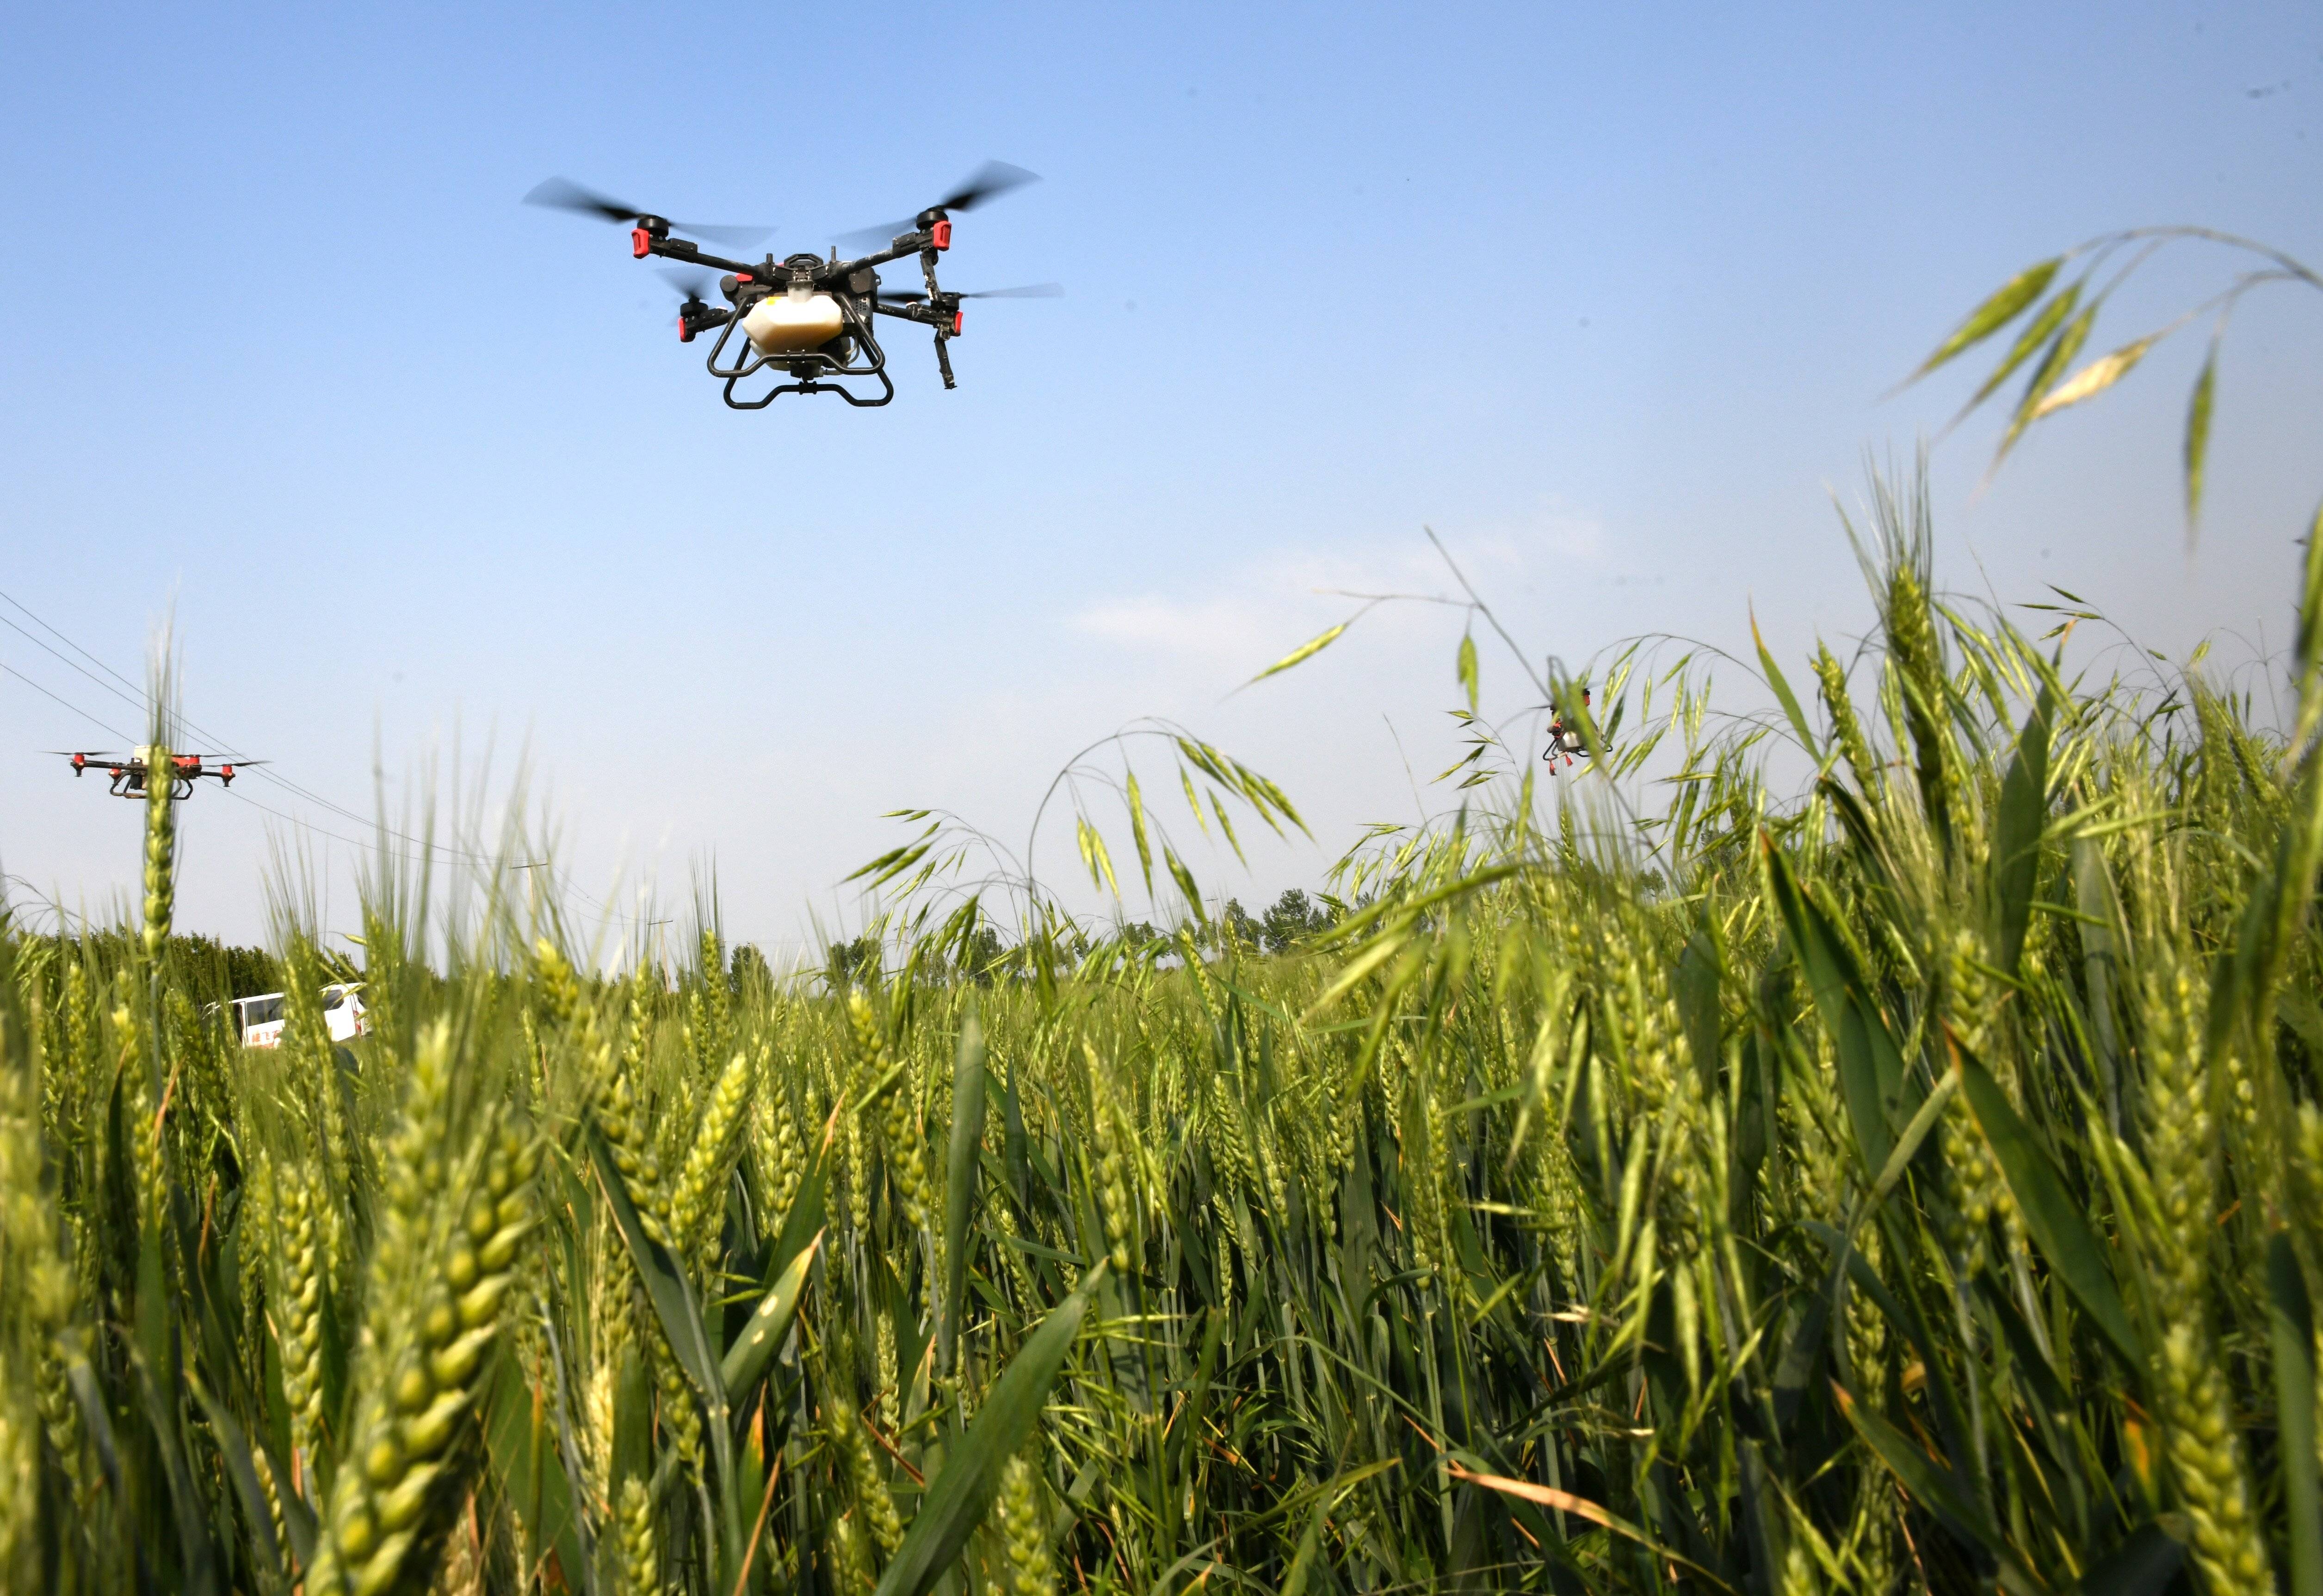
0,659 -> 138,743
0,591 -> 145,699
0,587 -> 500,866
4,656 -> 465,868
1,600 -> 621,917
0,612 -> 152,722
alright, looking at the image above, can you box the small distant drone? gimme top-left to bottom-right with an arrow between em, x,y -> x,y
1543,688 -> 1592,772
50,749 -> 265,798
523,161 -> 1061,409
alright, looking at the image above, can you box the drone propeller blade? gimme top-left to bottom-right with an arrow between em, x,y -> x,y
835,160 -> 1043,248
524,177 -> 772,246
936,160 -> 1041,213
834,217 -> 919,251
880,283 -> 1063,303
658,266 -> 717,329
523,176 -> 643,223
674,220 -> 775,247
47,750 -> 126,760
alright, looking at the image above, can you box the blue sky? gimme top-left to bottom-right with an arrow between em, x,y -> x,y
3,1 -> 2318,962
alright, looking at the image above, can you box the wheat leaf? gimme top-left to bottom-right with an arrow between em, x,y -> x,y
871,1269 -> 1103,1596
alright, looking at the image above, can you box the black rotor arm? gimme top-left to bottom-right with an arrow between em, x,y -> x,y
678,303 -> 734,343
820,232 -> 937,283
644,235 -> 760,277
870,298 -> 949,326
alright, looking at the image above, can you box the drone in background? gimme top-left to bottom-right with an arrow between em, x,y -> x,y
50,749 -> 266,799
1542,687 -> 1594,773
523,161 -> 1062,409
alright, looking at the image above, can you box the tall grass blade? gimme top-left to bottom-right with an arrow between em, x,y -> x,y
1991,684 -> 2053,976
941,1009 -> 987,1375
871,1268 -> 1104,1596
2267,1234 -> 2321,1596
1958,1052 -> 2144,1372
722,1233 -> 821,1404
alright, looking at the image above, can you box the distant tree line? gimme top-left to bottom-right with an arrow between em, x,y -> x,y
9,929 -> 284,1004
823,887 -> 1342,994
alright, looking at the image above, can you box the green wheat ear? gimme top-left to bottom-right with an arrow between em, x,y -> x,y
141,743 -> 175,963
668,1041 -> 754,1283
994,1446 -> 1058,1596
616,1475 -> 659,1595
17,417 -> 2323,1595
304,1021 -> 537,1596
2132,952 -> 2274,1596
270,1159 -> 329,1473
0,1048 -> 67,1589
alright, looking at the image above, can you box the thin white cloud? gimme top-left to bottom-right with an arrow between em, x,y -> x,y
1069,500 -> 1614,672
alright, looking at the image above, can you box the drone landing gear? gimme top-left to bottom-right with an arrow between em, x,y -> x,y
726,365 -> 896,409
110,772 -> 195,799
705,299 -> 895,409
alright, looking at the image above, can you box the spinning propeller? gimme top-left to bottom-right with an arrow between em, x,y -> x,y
658,268 -> 717,308
877,283 -> 1063,303
48,749 -> 268,795
523,179 -> 771,247
657,268 -> 726,343
835,161 -> 1043,249
524,158 -> 1052,406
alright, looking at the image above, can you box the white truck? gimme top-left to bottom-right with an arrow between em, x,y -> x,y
228,984 -> 369,1048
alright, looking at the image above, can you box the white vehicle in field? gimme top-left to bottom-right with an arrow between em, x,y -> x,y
229,984 -> 369,1048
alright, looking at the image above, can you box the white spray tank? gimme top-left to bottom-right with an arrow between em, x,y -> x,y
741,276 -> 844,356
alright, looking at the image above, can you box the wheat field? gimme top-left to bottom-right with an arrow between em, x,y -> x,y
2,472 -> 2321,1596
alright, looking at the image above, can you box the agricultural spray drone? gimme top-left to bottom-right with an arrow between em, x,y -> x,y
523,161 -> 1061,409
50,748 -> 266,798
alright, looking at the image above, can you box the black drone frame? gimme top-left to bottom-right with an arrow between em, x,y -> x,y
56,751 -> 254,799
642,213 -> 977,410
123,769 -> 199,799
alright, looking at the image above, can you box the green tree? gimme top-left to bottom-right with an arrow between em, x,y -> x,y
824,934 -> 879,992
1258,888 -> 1332,954
729,941 -> 773,994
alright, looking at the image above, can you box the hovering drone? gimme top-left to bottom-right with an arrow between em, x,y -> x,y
50,748 -> 265,798
1542,688 -> 1594,773
523,161 -> 1061,409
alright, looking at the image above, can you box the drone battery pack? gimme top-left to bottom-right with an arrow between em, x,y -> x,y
741,293 -> 846,355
